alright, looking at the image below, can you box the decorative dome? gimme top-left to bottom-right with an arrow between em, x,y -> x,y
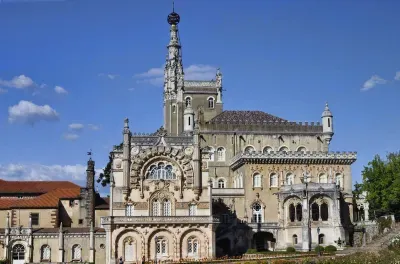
167,11 -> 180,25
184,106 -> 194,115
322,102 -> 332,117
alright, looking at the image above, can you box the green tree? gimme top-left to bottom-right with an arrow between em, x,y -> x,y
97,143 -> 122,187
360,152 -> 400,220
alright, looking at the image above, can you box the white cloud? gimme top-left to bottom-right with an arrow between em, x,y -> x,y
8,100 -> 59,124
0,88 -> 7,94
0,163 -> 87,181
0,75 -> 34,89
395,71 -> 400,81
98,73 -> 119,80
128,88 -> 135,91
68,123 -> 84,131
361,75 -> 387,91
134,64 -> 217,86
54,85 -> 68,94
63,133 -> 79,141
87,124 -> 100,130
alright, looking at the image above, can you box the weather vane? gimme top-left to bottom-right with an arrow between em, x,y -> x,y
87,149 -> 92,159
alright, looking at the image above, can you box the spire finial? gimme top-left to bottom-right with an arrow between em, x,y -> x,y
87,149 -> 92,160
172,0 -> 175,12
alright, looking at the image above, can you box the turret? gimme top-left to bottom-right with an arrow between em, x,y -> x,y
321,102 -> 334,146
184,104 -> 194,134
86,156 -> 96,227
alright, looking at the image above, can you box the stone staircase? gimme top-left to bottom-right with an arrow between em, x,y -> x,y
340,225 -> 400,255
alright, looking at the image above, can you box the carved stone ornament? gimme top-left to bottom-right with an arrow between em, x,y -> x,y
251,165 -> 264,172
153,126 -> 168,137
184,147 -> 194,156
132,146 -> 140,155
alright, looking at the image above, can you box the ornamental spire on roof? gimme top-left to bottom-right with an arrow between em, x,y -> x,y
164,3 -> 184,102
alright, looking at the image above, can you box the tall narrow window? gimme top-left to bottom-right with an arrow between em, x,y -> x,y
296,204 -> 302,221
286,173 -> 294,185
244,146 -> 255,154
319,234 -> 325,244
41,245 -> 51,261
279,146 -> 289,153
270,173 -> 278,187
217,147 -> 225,161
185,97 -> 191,107
239,173 -> 243,188
189,204 -> 197,216
172,105 -> 176,113
156,238 -> 167,256
153,199 -> 161,216
321,202 -> 328,221
328,118 -> 331,127
336,174 -> 343,188
188,116 -> 191,125
289,204 -> 295,222
311,203 -> 319,221
218,179 -> 225,189
208,97 -> 215,108
253,173 -> 261,188
72,245 -> 81,261
292,235 -> 298,245
31,213 -> 39,225
252,203 -> 263,223
126,204 -> 134,216
263,146 -> 273,154
319,173 -> 328,183
188,237 -> 199,255
163,199 -> 171,216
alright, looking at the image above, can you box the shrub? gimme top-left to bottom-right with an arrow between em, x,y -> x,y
314,245 -> 324,253
324,245 -> 337,252
286,246 -> 296,252
245,248 -> 258,254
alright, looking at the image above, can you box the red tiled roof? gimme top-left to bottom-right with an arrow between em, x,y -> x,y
0,179 -> 80,194
207,110 -> 287,124
0,188 -> 81,209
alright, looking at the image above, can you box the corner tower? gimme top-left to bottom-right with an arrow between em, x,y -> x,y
163,6 -> 185,136
321,102 -> 334,150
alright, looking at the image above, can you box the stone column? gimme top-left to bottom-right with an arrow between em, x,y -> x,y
208,179 -> 213,216
28,213 -> 33,263
4,213 -> 10,260
122,118 -> 131,193
301,196 -> 310,251
58,222 -> 64,262
193,126 -> 201,199
105,223 -> 114,264
89,221 -> 95,263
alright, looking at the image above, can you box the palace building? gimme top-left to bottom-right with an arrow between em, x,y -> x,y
0,7 -> 357,264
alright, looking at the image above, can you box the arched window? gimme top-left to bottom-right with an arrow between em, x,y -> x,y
319,173 -> 328,183
252,203 -> 263,223
185,97 -> 191,107
41,245 -> 51,261
126,204 -> 134,216
152,199 -> 161,216
72,244 -> 81,261
148,162 -> 176,180
188,237 -> 199,255
321,202 -> 328,221
156,237 -> 167,256
218,179 -> 225,189
217,147 -> 225,161
263,146 -> 273,154
286,173 -> 294,185
279,146 -> 289,153
172,104 -> 176,113
292,235 -> 298,245
253,173 -> 261,188
336,173 -> 343,188
296,204 -> 302,221
289,204 -> 295,222
244,146 -> 255,154
270,173 -> 278,187
319,234 -> 325,244
297,147 -> 307,153
163,199 -> 171,216
311,203 -> 319,221
189,204 -> 197,216
208,97 -> 215,108
12,244 -> 25,261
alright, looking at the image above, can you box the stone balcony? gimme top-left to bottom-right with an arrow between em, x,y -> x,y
101,216 -> 219,226
212,188 -> 245,197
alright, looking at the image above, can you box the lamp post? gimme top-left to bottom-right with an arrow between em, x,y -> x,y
155,236 -> 158,264
317,227 -> 321,256
300,167 -> 312,252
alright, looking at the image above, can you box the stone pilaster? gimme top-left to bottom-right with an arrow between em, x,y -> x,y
90,221 -> 95,262
193,126 -> 201,199
302,195 -> 310,251
58,222 -> 64,262
122,118 -> 131,191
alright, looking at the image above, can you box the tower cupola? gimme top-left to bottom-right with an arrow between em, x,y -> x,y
321,102 -> 334,146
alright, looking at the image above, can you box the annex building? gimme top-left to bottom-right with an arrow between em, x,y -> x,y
0,8 -> 357,264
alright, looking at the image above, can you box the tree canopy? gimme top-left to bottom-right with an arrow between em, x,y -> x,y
97,143 -> 122,187
359,152 -> 400,220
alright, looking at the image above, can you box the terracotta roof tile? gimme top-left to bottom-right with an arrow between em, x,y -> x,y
0,180 -> 80,194
207,110 -> 287,124
0,188 -> 81,209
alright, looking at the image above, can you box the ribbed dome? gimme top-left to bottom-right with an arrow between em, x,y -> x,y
322,103 -> 332,117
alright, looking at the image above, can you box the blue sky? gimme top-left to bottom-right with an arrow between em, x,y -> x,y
1,0 -> 399,195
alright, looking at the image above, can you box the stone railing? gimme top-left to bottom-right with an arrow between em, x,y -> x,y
101,216 -> 219,225
212,188 -> 245,197
247,222 -> 280,229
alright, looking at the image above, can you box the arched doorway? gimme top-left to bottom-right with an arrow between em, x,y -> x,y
252,232 -> 274,251
12,244 -> 25,264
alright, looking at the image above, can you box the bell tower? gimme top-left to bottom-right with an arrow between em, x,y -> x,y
163,4 -> 185,136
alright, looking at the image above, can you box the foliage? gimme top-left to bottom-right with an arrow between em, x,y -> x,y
358,152 -> 400,220
97,143 -> 122,187
0,260 -> 9,264
377,216 -> 393,234
314,246 -> 324,253
324,245 -> 337,252
286,247 -> 296,252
